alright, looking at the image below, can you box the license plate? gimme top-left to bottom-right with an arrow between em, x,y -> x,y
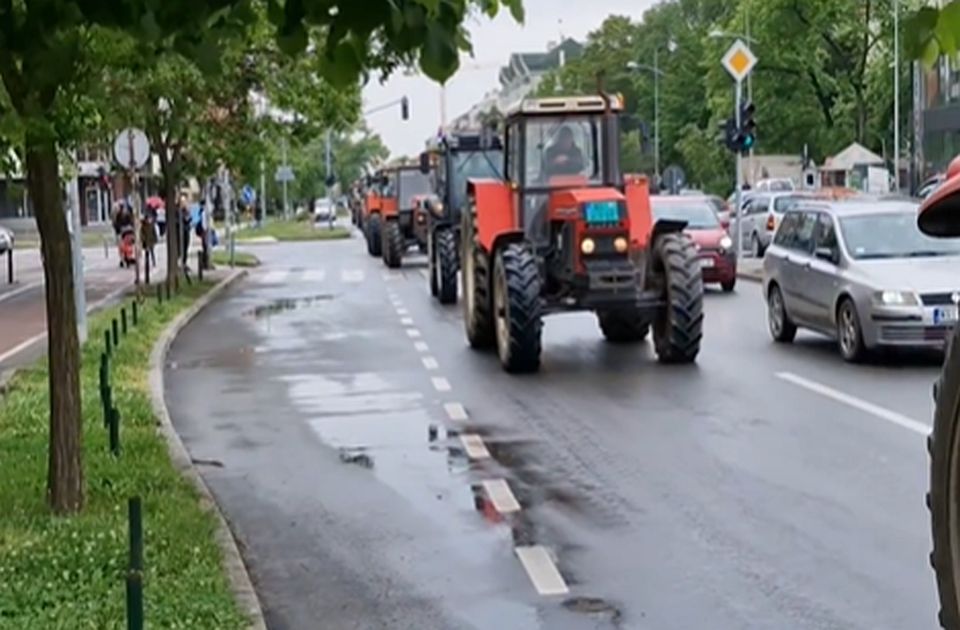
934,306 -> 959,326
699,258 -> 715,269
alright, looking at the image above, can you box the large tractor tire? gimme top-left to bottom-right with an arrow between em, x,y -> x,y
598,310 -> 650,343
382,219 -> 404,269
493,243 -> 542,373
651,232 -> 703,363
435,228 -> 458,305
428,231 -> 439,297
929,323 -> 960,629
366,214 -> 382,257
461,204 -> 495,349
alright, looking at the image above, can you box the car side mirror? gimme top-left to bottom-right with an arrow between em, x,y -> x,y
814,246 -> 838,264
419,152 -> 431,174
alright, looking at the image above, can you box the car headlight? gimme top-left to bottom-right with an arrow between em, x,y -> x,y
719,235 -> 733,251
873,290 -> 919,306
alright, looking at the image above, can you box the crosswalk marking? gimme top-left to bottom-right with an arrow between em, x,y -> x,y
341,270 -> 365,283
261,270 -> 288,284
303,269 -> 326,282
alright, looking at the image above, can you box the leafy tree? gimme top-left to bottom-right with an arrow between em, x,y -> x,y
0,0 -> 524,514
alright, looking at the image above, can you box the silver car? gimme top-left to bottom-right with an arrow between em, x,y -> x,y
0,225 -> 13,253
739,192 -> 814,257
763,199 -> 960,361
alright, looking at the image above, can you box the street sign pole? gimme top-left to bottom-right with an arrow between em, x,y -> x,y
281,138 -> 289,220
733,80 -> 743,263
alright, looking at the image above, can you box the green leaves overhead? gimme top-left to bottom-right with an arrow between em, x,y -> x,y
904,2 -> 960,67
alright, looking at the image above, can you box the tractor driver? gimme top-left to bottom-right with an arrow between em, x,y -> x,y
545,125 -> 585,178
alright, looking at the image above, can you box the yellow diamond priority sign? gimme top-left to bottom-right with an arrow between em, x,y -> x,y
721,39 -> 757,82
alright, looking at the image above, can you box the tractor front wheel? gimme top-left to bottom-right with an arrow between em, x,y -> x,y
366,214 -> 382,257
462,205 -> 494,348
493,243 -> 542,373
929,323 -> 960,629
435,228 -> 458,305
382,219 -> 403,268
598,310 -> 650,343
652,232 -> 703,363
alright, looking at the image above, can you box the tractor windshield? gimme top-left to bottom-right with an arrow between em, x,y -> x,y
398,170 -> 434,209
450,150 -> 503,210
525,115 -> 602,186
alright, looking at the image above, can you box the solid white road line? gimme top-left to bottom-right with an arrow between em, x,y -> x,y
444,402 -> 468,421
0,282 -> 41,304
460,434 -> 491,460
406,328 -> 422,338
401,317 -> 414,326
341,270 -> 365,283
431,376 -> 451,392
422,356 -> 439,370
776,371 -> 930,436
414,341 -> 430,353
303,269 -> 326,282
514,546 -> 569,596
260,270 -> 288,284
482,479 -> 521,513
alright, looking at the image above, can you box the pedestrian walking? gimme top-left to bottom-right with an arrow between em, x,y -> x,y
178,194 -> 192,267
141,212 -> 157,267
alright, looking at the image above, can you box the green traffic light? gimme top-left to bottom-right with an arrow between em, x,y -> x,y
742,135 -> 755,149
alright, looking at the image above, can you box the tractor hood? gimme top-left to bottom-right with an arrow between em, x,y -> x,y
551,188 -> 625,208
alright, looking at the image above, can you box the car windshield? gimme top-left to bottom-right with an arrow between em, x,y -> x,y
398,170 -> 434,208
450,150 -> 503,210
525,115 -> 602,186
840,210 -> 960,259
774,195 -> 808,212
651,200 -> 720,229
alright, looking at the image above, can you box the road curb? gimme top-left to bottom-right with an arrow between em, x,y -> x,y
147,269 -> 267,630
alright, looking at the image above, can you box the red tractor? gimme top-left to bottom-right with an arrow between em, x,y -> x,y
460,94 -> 703,373
362,171 -> 386,257
919,156 -> 960,629
377,165 -> 435,268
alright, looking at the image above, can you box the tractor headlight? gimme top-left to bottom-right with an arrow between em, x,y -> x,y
430,201 -> 444,217
581,237 -> 596,255
613,236 -> 629,253
719,235 -> 733,251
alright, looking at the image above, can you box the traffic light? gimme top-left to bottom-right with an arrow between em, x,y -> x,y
401,96 -> 409,121
737,101 -> 756,153
719,117 -> 738,152
325,174 -> 336,188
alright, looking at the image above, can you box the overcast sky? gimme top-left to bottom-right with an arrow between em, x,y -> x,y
362,0 -> 656,158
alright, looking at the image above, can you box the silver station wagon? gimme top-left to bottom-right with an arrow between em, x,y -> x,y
763,198 -> 960,361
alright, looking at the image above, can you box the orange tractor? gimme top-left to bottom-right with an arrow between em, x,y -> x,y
362,171 -> 387,256
460,95 -> 703,373
365,165 -> 435,268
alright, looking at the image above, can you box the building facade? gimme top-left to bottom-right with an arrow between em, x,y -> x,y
917,56 -> 960,179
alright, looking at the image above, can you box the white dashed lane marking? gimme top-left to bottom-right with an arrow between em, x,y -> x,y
396,308 -> 409,316
481,479 -> 521,513
460,434 -> 490,460
414,341 -> 430,353
444,402 -> 468,421
406,328 -> 422,338
431,377 -> 452,392
401,317 -> 415,326
515,546 -> 569,596
776,372 -> 930,436
422,356 -> 439,370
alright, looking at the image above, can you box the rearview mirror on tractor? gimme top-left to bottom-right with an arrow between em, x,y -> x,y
419,152 -> 431,174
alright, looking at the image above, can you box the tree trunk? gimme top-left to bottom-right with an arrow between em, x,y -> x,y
159,150 -> 180,292
26,134 -> 85,514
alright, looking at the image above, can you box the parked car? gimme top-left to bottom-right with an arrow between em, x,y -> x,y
738,192 -> 815,257
313,198 -> 334,222
652,195 -> 737,292
704,195 -> 732,230
0,225 -> 14,253
754,178 -> 796,192
763,198 -> 960,361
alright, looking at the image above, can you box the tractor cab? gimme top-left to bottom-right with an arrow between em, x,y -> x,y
376,164 -> 436,268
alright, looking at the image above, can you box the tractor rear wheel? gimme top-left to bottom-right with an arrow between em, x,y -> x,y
436,229 -> 458,305
382,219 -> 403,268
652,232 -> 703,363
428,231 -> 439,297
929,323 -> 960,629
461,204 -> 494,348
493,243 -> 542,373
366,214 -> 382,257
598,310 -> 650,343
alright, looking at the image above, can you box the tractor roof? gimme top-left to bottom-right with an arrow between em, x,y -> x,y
426,131 -> 502,153
509,94 -> 624,117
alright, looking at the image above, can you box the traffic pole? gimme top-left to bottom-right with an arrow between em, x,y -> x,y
733,79 -> 744,263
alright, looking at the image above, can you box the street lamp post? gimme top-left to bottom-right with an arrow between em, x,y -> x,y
893,0 -> 901,192
626,40 -> 675,186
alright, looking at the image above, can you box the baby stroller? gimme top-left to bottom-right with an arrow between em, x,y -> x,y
118,226 -> 136,268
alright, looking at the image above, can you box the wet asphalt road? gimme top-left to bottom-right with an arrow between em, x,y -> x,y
166,234 -> 942,630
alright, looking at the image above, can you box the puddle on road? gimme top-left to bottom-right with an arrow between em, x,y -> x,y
563,597 -> 624,626
244,294 -> 334,319
168,345 -> 257,370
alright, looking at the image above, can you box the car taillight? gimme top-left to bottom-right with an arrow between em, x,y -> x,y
766,214 -> 776,231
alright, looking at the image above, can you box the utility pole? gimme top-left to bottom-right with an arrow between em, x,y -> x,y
325,129 -> 333,191
893,0 -> 901,192
653,48 -> 660,185
281,137 -> 290,219
734,81 -> 744,261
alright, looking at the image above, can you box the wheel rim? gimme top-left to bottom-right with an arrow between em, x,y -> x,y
769,289 -> 784,336
494,260 -> 509,359
839,305 -> 857,356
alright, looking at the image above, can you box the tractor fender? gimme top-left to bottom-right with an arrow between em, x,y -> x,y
491,231 -> 526,259
651,219 -> 688,241
468,179 -> 517,252
920,155 -> 960,237
380,196 -> 399,218
624,175 -> 653,249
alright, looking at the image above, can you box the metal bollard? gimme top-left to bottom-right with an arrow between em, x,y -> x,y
132,301 -> 138,326
6,250 -> 12,284
121,308 -> 128,336
197,250 -> 203,282
144,255 -> 150,286
109,407 -> 120,455
165,281 -> 171,301
156,284 -> 162,304
111,319 -> 119,347
102,384 -> 112,428
104,329 -> 112,357
126,497 -> 144,630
